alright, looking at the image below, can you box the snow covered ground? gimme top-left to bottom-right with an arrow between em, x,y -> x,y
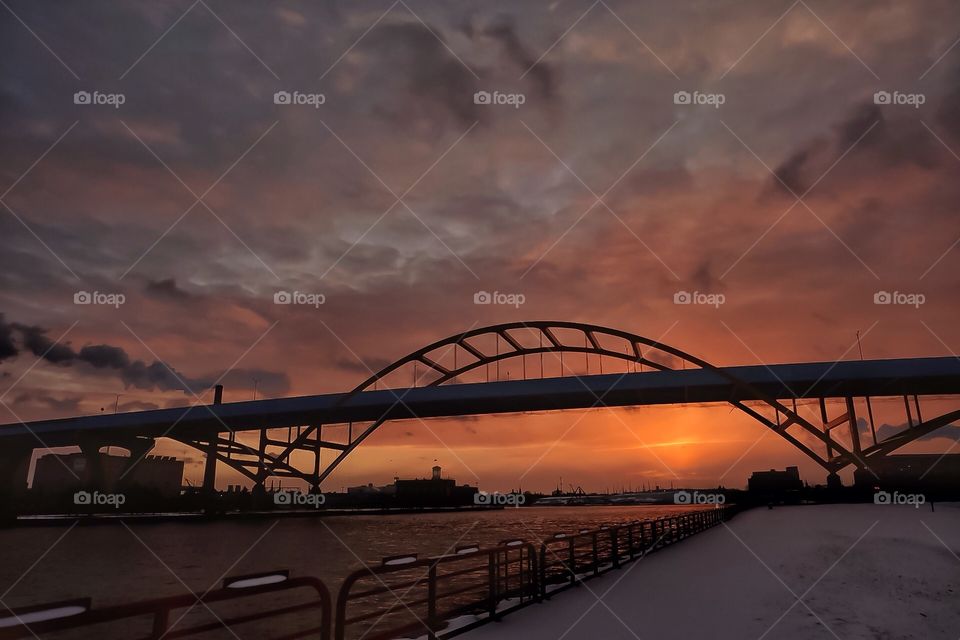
459,503 -> 960,640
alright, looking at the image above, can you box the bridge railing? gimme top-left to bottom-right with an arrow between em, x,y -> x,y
0,570 -> 332,640
334,541 -> 538,640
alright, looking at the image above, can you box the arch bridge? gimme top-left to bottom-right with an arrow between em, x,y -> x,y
3,321 -> 960,495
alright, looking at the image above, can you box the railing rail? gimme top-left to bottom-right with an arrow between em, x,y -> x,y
334,541 -> 539,640
0,570 -> 332,640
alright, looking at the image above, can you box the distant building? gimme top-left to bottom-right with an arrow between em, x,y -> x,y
394,466 -> 478,507
748,466 -> 803,494
33,452 -> 184,498
853,454 -> 960,492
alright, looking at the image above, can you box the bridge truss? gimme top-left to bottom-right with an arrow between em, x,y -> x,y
167,322 -> 960,491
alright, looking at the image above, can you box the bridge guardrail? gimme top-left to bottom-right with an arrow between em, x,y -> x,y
0,569 -> 332,640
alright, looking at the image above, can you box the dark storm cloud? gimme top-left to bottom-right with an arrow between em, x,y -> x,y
935,61 -> 960,142
144,278 -> 192,300
359,22 -> 480,127
2,315 -> 291,396
483,16 -> 556,102
13,322 -> 76,363
0,315 -> 17,361
772,147 -> 814,196
770,94 -> 951,199
77,344 -> 130,369
4,319 -> 210,393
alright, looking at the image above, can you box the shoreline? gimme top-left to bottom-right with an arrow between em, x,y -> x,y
10,504 -> 504,527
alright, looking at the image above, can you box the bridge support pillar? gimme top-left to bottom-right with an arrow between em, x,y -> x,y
202,385 -> 223,515
826,472 -> 843,490
0,447 -> 30,522
201,433 -> 219,514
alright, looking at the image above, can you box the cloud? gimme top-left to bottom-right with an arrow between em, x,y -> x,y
334,356 -> 396,377
12,322 -> 76,363
858,417 -> 960,443
3,318 -> 211,393
483,16 -> 557,102
11,391 -> 81,414
144,278 -> 192,300
0,315 -> 18,362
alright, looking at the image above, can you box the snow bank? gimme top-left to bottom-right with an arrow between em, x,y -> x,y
460,503 -> 960,640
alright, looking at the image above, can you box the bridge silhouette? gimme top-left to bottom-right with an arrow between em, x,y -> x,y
3,321 -> 960,498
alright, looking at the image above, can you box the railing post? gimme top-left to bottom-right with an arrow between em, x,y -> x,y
611,528 -> 620,569
529,546 -> 540,603
569,538 -> 576,587
488,552 -> 499,621
539,544 -> 547,599
427,563 -> 438,640
150,608 -> 169,639
592,533 -> 599,576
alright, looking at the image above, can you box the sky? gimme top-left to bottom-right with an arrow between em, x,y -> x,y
2,0 -> 960,493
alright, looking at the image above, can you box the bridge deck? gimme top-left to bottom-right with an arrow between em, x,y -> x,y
3,357 -> 960,447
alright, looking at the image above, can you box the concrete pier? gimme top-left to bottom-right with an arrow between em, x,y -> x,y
460,503 -> 960,640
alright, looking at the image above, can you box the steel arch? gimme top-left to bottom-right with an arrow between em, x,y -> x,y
292,321 -> 860,487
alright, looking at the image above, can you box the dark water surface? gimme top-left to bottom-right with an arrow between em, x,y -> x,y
0,505 -> 710,609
